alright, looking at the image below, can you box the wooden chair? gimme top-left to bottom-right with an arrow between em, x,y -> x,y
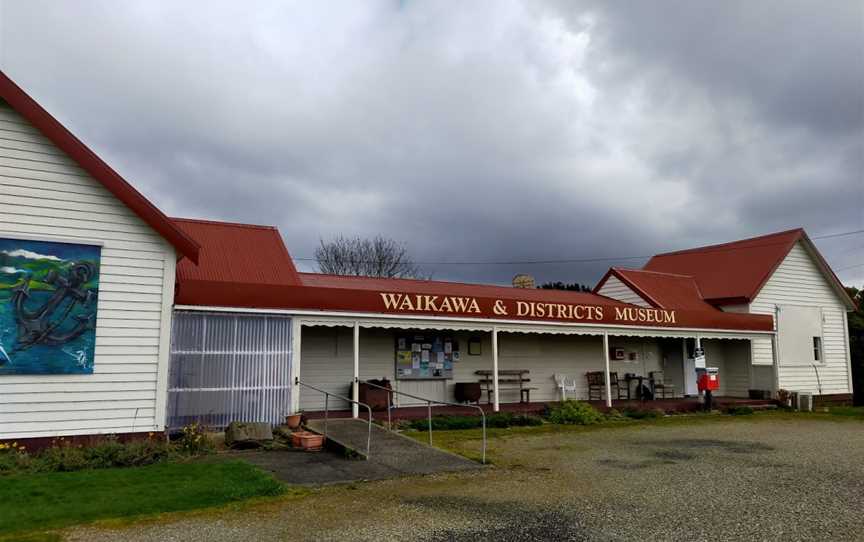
586,371 -> 605,401
587,371 -> 630,401
609,372 -> 630,400
650,371 -> 675,399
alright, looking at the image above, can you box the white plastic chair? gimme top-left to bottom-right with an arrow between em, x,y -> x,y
554,374 -> 578,401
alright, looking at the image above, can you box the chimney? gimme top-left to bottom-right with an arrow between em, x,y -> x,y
512,273 -> 535,288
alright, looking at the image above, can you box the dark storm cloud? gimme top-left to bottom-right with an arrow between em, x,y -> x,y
0,0 -> 861,285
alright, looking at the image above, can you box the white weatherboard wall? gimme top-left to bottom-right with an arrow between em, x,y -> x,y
748,242 -> 851,394
0,100 -> 176,439
298,325 -> 676,409
596,276 -> 651,307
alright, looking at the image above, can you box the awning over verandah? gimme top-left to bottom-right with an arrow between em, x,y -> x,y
288,312 -> 775,414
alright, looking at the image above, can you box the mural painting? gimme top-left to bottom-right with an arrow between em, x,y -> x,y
0,237 -> 101,374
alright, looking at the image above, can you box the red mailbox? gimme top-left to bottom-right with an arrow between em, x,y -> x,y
697,368 -> 719,392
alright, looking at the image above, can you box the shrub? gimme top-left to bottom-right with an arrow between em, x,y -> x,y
407,413 -> 543,431
82,437 -> 127,469
37,440 -> 90,472
176,423 -> 216,455
0,431 -> 206,476
0,441 -> 31,473
409,416 -> 478,431
605,408 -> 627,421
546,400 -> 604,425
622,408 -> 664,420
112,437 -> 177,467
725,406 -> 755,416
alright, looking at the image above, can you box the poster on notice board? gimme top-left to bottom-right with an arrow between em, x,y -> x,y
394,333 -> 458,380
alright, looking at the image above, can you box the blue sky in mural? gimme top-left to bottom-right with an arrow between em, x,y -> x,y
0,237 -> 101,375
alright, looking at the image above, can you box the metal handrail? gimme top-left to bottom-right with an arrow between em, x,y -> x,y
360,380 -> 486,464
294,378 -> 373,459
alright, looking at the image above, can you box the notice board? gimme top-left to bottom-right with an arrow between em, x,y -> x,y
395,333 -> 459,380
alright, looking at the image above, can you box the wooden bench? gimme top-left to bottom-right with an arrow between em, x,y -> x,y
475,370 -> 538,403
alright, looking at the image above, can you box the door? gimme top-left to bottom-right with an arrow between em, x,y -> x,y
660,339 -> 685,394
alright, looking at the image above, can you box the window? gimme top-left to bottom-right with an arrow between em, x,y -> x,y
813,336 -> 822,362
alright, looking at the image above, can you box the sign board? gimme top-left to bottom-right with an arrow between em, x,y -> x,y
395,333 -> 457,380
694,347 -> 706,369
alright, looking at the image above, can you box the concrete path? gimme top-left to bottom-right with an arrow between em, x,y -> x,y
238,419 -> 480,486
307,418 -> 481,475
239,448 -> 408,485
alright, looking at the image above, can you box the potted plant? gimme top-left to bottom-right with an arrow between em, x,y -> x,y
285,411 -> 303,430
298,432 -> 325,451
291,430 -> 310,448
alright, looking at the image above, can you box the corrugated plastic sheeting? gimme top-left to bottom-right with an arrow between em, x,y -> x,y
167,311 -> 292,430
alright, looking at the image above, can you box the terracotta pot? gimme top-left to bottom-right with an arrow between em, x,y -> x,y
299,433 -> 325,451
291,431 -> 310,448
285,414 -> 302,430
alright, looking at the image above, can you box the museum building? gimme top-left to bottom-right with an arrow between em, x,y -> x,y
0,70 -> 856,443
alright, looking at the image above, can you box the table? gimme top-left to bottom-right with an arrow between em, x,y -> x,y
475,369 -> 536,403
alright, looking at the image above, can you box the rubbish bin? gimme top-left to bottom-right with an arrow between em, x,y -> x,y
455,382 -> 482,404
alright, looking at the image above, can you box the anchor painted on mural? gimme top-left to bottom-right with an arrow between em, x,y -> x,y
8,261 -> 97,355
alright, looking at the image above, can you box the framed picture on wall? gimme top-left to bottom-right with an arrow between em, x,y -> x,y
0,237 -> 101,375
468,338 -> 482,356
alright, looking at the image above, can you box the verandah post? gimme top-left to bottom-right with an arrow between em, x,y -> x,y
492,327 -> 500,412
603,333 -> 612,408
290,319 -> 302,414
352,321 -> 360,419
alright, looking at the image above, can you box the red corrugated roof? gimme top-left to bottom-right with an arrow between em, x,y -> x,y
172,219 -> 774,331
643,229 -> 804,304
0,70 -> 200,262
173,218 -> 300,288
596,268 -> 718,311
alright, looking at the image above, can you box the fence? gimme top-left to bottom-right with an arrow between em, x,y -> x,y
167,311 -> 293,429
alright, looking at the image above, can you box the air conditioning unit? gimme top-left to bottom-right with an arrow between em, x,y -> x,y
792,392 -> 813,412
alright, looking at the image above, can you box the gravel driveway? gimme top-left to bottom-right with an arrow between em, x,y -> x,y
66,416 -> 864,541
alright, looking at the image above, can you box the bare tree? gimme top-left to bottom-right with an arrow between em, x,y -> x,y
314,235 -> 426,278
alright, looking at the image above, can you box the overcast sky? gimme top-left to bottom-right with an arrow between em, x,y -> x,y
1,1 -> 862,287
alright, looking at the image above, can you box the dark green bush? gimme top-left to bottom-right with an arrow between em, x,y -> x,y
489,413 -> 543,428
605,408 -> 627,421
622,408 -> 664,420
0,441 -> 31,473
546,400 -> 604,425
724,406 -> 755,416
407,412 -> 543,431
0,425 -> 211,476
81,438 -> 127,469
37,442 -> 90,472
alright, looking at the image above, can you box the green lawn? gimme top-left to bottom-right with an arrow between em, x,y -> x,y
0,460 -> 284,536
825,406 -> 864,419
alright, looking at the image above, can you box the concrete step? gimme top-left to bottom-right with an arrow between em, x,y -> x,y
306,418 -> 481,476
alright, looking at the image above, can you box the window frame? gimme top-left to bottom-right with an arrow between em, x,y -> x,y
812,336 -> 823,363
